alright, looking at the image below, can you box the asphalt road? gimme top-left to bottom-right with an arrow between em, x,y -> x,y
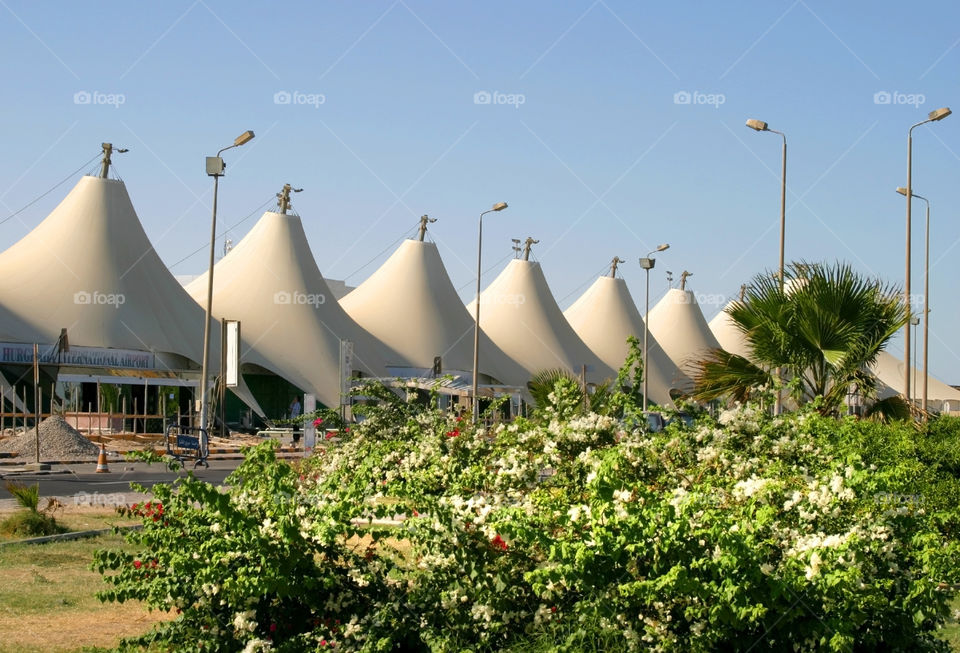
0,459 -> 241,507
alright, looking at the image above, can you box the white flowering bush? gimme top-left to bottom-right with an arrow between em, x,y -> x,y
95,382 -> 960,651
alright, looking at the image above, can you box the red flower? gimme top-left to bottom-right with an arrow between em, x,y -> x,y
490,534 -> 508,551
133,559 -> 142,569
446,429 -> 460,438
313,418 -> 324,427
269,623 -> 277,633
325,432 -> 335,440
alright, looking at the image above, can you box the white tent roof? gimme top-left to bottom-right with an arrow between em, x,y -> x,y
871,351 -> 960,407
0,175 -> 266,416
708,303 -> 753,360
467,259 -> 614,383
340,239 -> 527,386
646,288 -> 721,382
0,176 -> 208,361
185,210 -> 389,409
564,275 -> 680,405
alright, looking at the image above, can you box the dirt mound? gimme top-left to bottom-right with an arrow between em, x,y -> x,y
0,415 -> 100,460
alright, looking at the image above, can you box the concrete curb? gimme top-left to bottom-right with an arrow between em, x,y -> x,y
0,450 -> 304,467
0,523 -> 142,547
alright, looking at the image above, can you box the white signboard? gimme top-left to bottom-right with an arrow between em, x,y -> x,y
340,340 -> 353,422
303,393 -> 317,455
225,320 -> 240,387
0,343 -> 155,369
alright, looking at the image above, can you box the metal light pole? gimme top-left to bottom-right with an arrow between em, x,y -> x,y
472,201 -> 508,423
904,107 -> 950,401
639,244 -> 669,412
897,186 -> 931,414
199,130 -> 255,433
746,118 -> 786,414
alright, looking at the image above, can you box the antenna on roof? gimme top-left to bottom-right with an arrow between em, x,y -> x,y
98,143 -> 128,179
666,270 -> 674,288
511,239 -> 522,258
417,214 -> 437,241
522,237 -> 539,261
276,183 -> 303,215
609,256 -> 624,277
680,270 -> 692,290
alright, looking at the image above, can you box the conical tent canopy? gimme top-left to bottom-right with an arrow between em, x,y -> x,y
185,210 -> 390,409
708,303 -> 753,360
564,276 -> 680,406
0,175 -> 266,416
870,351 -> 960,410
468,259 -> 614,383
0,176 -> 209,362
340,239 -> 527,386
646,288 -> 721,382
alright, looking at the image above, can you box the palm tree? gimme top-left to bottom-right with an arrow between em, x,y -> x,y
690,262 -> 907,416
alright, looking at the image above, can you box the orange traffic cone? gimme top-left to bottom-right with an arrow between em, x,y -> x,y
95,443 -> 110,473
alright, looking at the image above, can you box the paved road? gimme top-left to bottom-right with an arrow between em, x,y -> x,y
0,460 -> 241,509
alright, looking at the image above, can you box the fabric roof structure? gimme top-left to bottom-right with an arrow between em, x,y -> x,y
645,288 -> 721,384
340,239 -> 527,387
564,275 -> 680,405
708,303 -> 753,360
186,209 -> 390,409
871,351 -> 960,410
467,259 -> 614,384
0,174 -> 265,416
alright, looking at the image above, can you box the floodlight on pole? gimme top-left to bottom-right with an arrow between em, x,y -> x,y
904,107 -> 950,403
472,201 -> 508,424
199,130 -> 255,436
896,186 -> 932,415
746,117 -> 787,415
639,244 -> 669,412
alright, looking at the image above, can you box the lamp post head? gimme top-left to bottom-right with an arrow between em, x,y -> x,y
491,202 -> 508,212
928,107 -> 952,122
656,243 -> 670,252
746,118 -> 769,132
896,187 -> 909,197
234,130 -> 255,146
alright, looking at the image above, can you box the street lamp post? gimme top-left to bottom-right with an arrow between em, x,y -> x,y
896,186 -> 931,414
904,107 -> 950,401
472,201 -> 508,424
199,130 -> 255,434
639,244 -> 669,412
746,118 -> 786,415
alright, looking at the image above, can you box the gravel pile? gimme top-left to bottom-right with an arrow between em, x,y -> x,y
0,415 -> 101,460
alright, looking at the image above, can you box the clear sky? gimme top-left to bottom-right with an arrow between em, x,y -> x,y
1,1 -> 959,384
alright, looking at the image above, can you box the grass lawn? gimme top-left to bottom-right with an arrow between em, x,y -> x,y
0,522 -> 170,652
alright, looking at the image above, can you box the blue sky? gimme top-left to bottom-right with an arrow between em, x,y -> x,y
1,1 -> 959,384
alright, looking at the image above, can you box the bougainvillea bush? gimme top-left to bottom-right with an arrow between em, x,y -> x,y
95,382 -> 960,652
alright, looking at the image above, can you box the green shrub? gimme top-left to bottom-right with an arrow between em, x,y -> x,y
94,388 -> 960,652
1,510 -> 65,537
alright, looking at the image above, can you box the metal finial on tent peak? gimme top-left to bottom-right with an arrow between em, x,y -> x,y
739,283 -> 749,301
511,239 -> 522,259
276,184 -> 304,215
680,270 -> 693,290
417,214 -> 437,241
522,237 -> 539,261
99,143 -> 128,179
609,256 -> 625,277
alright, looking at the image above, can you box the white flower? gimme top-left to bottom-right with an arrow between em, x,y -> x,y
760,563 -> 774,575
210,522 -> 221,533
613,489 -> 631,503
241,638 -> 273,653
